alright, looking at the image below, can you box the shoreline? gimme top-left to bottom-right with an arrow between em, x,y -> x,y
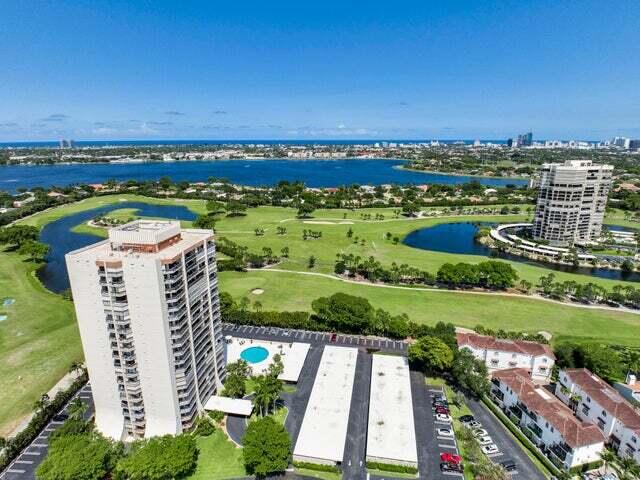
396,164 -> 529,181
0,156 -> 397,167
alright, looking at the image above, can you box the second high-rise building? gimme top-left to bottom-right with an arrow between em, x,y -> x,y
66,220 -> 225,440
532,160 -> 612,246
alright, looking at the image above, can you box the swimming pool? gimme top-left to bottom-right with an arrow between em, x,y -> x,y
240,346 -> 269,364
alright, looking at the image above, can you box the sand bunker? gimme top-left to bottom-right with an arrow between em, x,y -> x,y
0,315 -> 7,322
2,298 -> 15,306
251,288 -> 264,295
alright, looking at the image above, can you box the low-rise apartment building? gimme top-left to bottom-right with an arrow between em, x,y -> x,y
556,368 -> 640,464
614,374 -> 640,405
456,332 -> 555,381
491,368 -> 605,470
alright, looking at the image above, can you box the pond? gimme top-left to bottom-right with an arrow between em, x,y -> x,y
403,222 -> 640,283
38,202 -> 197,293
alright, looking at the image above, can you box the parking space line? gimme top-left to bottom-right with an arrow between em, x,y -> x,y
14,460 -> 34,465
5,469 -> 26,474
23,451 -> 41,456
32,443 -> 47,448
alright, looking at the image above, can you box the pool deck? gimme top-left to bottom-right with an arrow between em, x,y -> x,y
225,337 -> 310,383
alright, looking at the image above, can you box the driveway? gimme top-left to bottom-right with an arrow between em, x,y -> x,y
0,383 -> 95,480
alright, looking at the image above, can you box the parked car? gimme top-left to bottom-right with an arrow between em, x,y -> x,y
467,420 -> 482,429
459,414 -> 475,424
472,428 -> 489,437
330,333 -> 337,342
437,427 -> 454,437
499,459 -> 517,471
477,436 -> 493,446
53,412 -> 69,422
433,400 -> 449,408
435,406 -> 450,414
440,453 -> 462,464
481,444 -> 500,455
440,462 -> 464,473
435,413 -> 452,423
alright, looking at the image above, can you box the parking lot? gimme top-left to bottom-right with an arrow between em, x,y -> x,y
221,323 -> 409,353
0,383 -> 94,480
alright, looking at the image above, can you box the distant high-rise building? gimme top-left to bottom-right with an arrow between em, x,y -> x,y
532,160 -> 613,246
66,220 -> 225,440
506,138 -> 514,147
629,139 -> 640,151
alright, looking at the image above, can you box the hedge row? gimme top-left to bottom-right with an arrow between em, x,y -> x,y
481,396 -> 561,477
293,460 -> 341,473
0,372 -> 89,471
365,461 -> 418,474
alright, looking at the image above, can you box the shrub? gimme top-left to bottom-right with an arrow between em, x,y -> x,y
366,461 -> 418,474
293,461 -> 341,473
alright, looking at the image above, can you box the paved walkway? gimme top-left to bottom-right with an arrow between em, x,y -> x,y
7,369 -> 85,439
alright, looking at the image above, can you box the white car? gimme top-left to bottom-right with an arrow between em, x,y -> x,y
435,413 -> 452,423
477,436 -> 493,446
437,427 -> 454,437
481,444 -> 499,455
472,428 -> 489,437
467,421 -> 482,429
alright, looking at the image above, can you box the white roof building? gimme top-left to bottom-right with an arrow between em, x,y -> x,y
366,355 -> 418,467
293,346 -> 358,465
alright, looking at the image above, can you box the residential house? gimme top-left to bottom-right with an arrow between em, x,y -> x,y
556,368 -> 640,463
456,332 -> 555,381
491,368 -> 605,470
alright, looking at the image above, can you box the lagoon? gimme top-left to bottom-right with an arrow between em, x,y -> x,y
0,159 -> 526,192
403,222 -> 640,283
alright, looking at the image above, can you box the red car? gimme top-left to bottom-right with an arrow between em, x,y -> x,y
440,452 -> 462,464
330,333 -> 337,342
435,406 -> 450,414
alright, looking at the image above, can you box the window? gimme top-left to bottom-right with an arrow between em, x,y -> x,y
542,358 -> 548,363
587,397 -> 591,403
602,411 -> 607,417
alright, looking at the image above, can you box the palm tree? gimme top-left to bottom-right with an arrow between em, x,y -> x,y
68,397 -> 88,421
599,448 -> 617,475
614,456 -> 640,480
252,376 -> 271,417
33,393 -> 50,413
68,361 -> 83,376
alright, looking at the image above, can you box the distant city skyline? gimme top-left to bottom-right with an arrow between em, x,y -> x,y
1,0 -> 639,141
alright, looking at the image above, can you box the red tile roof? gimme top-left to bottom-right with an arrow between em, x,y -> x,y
493,368 -> 605,448
563,368 -> 640,433
456,333 -> 555,359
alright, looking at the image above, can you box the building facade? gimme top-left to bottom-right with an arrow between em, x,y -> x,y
66,220 -> 225,441
456,332 -> 555,381
556,368 -> 640,464
491,368 -> 605,470
532,160 -> 613,246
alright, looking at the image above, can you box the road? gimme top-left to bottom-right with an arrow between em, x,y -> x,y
0,383 -> 94,480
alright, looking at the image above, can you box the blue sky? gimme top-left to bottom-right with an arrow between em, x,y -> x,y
1,0 -> 638,141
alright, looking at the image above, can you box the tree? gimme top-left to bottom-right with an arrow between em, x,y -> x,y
402,202 -> 420,217
280,246 -> 289,258
68,398 -> 88,421
0,224 -> 40,247
297,203 -> 315,218
452,349 -> 490,397
226,201 -> 247,216
346,227 -> 354,238
206,200 -> 226,214
308,255 -> 316,268
113,434 -> 197,480
408,336 -> 454,373
224,360 -> 251,398
242,416 -> 291,477
18,240 -> 49,262
193,214 -> 216,230
36,433 -> 120,480
311,293 -> 375,334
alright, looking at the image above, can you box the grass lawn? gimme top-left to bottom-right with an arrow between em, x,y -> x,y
187,430 -> 246,480
366,468 -> 417,479
220,270 -> 640,346
0,251 -> 82,436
